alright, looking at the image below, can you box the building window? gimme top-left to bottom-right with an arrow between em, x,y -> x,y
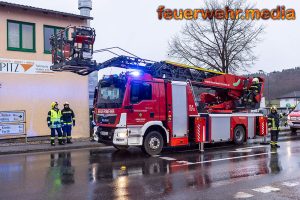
7,20 -> 35,52
44,25 -> 65,54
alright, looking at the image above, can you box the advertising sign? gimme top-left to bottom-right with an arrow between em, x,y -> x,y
0,58 -> 53,74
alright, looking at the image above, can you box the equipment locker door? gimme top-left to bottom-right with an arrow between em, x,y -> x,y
172,82 -> 188,138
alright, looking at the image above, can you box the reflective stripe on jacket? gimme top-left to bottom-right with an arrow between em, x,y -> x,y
268,112 -> 280,131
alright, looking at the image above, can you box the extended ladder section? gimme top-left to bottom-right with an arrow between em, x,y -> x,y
49,26 -> 264,111
49,26 -> 223,81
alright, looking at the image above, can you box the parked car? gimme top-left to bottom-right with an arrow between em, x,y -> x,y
287,103 -> 300,133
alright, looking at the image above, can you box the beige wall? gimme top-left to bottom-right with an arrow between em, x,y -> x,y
0,7 -> 90,138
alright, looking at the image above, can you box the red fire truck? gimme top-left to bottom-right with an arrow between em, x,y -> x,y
50,26 -> 268,155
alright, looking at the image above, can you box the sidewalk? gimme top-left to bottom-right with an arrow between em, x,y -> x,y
0,128 -> 297,156
0,137 -> 108,155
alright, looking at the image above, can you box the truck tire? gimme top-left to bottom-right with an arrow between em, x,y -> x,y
143,131 -> 164,156
113,145 -> 129,150
233,125 -> 245,145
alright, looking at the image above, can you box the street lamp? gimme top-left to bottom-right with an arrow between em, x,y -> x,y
258,70 -> 270,107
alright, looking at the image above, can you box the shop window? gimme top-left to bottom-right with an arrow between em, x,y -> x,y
7,20 -> 35,52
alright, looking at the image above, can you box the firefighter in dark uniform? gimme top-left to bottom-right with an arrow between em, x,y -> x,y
268,106 -> 282,148
61,102 -> 75,144
247,77 -> 260,104
47,102 -> 64,146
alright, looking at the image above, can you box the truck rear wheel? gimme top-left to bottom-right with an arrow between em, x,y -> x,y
113,145 -> 129,150
233,125 -> 245,145
143,131 -> 164,156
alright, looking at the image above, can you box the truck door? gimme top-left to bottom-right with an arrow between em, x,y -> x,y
126,81 -> 160,125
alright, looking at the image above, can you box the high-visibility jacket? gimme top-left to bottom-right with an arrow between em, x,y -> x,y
268,112 -> 281,131
47,109 -> 63,128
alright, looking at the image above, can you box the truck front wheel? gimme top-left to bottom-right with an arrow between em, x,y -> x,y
233,125 -> 245,145
143,131 -> 164,156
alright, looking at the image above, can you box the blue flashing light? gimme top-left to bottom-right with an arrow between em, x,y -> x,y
130,71 -> 141,77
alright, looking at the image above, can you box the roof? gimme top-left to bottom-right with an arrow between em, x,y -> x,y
0,1 -> 93,20
277,91 -> 300,99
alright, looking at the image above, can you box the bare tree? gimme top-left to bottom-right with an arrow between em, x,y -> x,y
168,0 -> 264,73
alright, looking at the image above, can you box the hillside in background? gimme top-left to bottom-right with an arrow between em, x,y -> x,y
249,67 -> 300,100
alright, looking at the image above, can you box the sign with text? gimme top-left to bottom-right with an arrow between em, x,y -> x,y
0,123 -> 25,135
0,58 -> 53,74
0,111 -> 25,123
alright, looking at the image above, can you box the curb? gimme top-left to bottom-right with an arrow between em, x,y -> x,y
0,142 -> 111,156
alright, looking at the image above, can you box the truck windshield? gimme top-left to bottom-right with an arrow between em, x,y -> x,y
97,81 -> 125,108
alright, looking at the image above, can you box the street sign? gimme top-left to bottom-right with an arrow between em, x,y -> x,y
0,123 -> 25,135
0,111 -> 25,123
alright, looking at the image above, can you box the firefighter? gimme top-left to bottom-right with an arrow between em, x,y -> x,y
247,77 -> 260,103
61,102 -> 75,144
268,106 -> 281,148
47,102 -> 64,146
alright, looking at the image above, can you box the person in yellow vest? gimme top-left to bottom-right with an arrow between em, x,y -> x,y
47,102 -> 64,146
268,106 -> 282,148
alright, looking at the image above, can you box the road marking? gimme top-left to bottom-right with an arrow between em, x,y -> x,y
234,192 -> 254,199
230,146 -> 266,153
176,160 -> 194,165
252,186 -> 280,193
171,152 -> 274,167
282,182 -> 300,187
160,157 -> 177,161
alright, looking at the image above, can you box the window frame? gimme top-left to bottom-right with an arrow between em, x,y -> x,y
7,20 -> 36,52
130,82 -> 152,104
43,25 -> 66,54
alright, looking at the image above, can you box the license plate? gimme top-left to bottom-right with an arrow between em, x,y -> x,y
100,131 -> 109,136
82,51 -> 92,59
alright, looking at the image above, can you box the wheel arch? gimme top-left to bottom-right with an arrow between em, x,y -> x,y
141,121 -> 169,145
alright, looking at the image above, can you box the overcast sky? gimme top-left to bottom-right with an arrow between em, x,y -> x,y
6,0 -> 300,73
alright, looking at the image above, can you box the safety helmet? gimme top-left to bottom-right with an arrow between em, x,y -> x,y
270,105 -> 277,112
252,77 -> 259,84
51,102 -> 58,108
64,102 -> 69,106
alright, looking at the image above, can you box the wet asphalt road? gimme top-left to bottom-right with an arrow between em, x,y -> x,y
1,140 -> 300,200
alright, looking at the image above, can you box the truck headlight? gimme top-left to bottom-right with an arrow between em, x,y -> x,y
117,131 -> 128,138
